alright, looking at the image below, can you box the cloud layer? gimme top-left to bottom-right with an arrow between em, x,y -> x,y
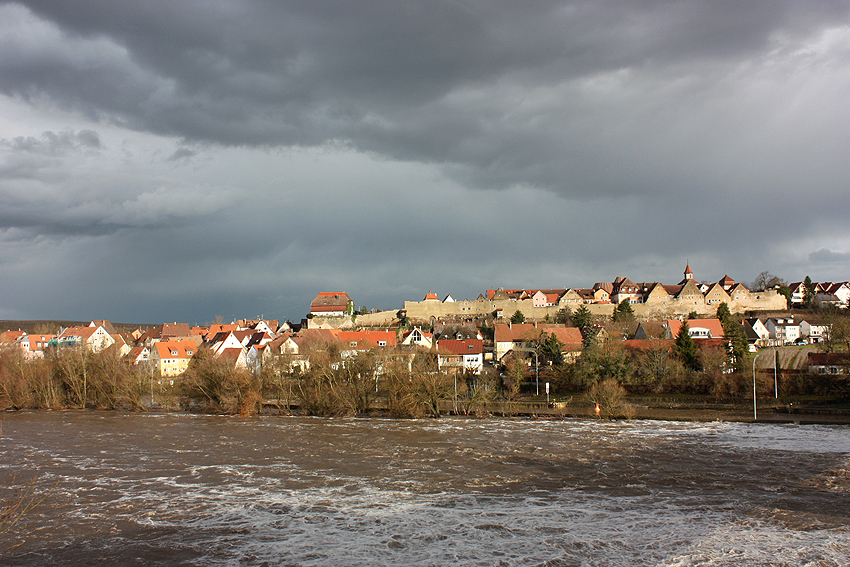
1,0 -> 848,323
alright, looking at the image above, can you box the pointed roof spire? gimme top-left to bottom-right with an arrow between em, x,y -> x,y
684,262 -> 693,280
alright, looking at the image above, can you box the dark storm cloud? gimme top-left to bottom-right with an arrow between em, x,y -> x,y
4,1 -> 848,196
1,0 -> 848,322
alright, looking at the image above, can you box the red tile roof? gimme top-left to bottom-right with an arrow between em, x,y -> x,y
436,339 -> 483,355
666,319 -> 725,339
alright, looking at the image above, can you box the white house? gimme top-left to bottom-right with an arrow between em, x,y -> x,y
765,317 -> 801,345
401,327 -> 434,349
56,325 -> 115,352
435,339 -> 484,374
743,318 -> 770,347
799,319 -> 830,344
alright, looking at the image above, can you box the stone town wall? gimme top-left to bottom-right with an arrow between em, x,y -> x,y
308,289 -> 787,329
402,289 -> 786,323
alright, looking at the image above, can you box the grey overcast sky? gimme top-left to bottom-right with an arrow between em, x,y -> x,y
1,1 -> 849,324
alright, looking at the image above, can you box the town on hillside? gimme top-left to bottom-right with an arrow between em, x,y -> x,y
1,266 -> 848,384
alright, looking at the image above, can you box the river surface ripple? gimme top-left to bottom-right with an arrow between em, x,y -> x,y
1,412 -> 848,566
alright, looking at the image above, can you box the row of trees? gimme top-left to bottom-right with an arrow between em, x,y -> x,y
0,345 -> 503,418
513,302 -> 849,399
0,348 -> 153,411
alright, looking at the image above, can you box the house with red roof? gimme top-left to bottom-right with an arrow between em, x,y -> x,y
494,323 -> 583,363
56,325 -> 115,352
16,333 -> 55,359
665,319 -> 725,340
337,330 -> 397,356
124,346 -> 151,366
807,353 -> 850,375
151,340 -> 197,377
435,339 -> 484,374
310,292 -> 354,317
401,327 -> 434,349
531,290 -> 563,307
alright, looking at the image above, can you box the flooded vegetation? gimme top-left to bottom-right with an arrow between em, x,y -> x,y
1,412 -> 848,565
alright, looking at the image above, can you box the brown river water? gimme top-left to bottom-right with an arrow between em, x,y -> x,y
1,412 -> 848,566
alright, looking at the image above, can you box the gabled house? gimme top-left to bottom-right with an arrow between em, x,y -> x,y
124,346 -> 151,366
531,290 -> 564,307
493,323 -> 582,363
161,322 -> 192,340
675,279 -> 705,307
807,353 -> 850,375
743,318 -> 770,347
219,347 -> 248,370
593,282 -> 614,299
151,340 -> 196,377
401,327 -> 434,349
16,333 -> 55,359
494,323 -> 538,362
244,331 -> 273,350
0,330 -> 26,348
611,277 -> 641,304
788,282 -> 806,305
246,344 -> 271,373
634,322 -> 667,340
765,317 -> 801,345
56,325 -> 115,352
573,289 -> 597,304
543,325 -> 584,363
435,339 -> 484,374
236,319 -> 278,335
207,323 -> 239,337
814,292 -> 843,308
336,330 -> 397,357
558,289 -> 584,306
137,327 -> 162,347
641,282 -> 673,304
824,282 -> 849,308
728,283 -> 751,304
310,292 -> 354,317
703,283 -> 730,306
208,331 -> 246,355
665,319 -> 725,339
799,318 -> 830,344
89,320 -> 117,334
107,334 -> 133,358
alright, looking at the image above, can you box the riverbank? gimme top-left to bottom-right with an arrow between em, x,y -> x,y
438,401 -> 850,425
7,396 -> 849,425
254,396 -> 850,425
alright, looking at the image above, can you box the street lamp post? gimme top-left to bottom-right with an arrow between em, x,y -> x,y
535,351 -> 539,396
752,353 -> 759,421
773,348 -> 778,398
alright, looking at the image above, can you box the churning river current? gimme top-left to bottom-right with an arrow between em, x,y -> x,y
1,412 -> 848,566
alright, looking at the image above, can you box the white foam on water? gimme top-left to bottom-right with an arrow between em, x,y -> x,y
1,414 -> 848,566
